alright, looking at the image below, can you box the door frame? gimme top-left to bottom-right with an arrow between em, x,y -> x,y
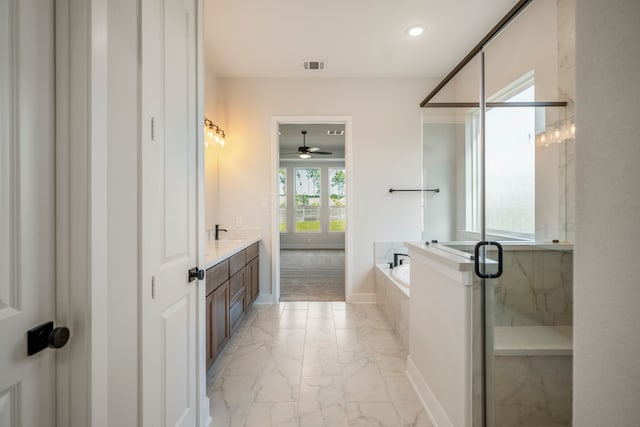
55,0 -> 109,425
270,116 -> 354,303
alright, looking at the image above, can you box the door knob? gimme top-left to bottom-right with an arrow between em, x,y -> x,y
188,266 -> 205,282
27,321 -> 71,356
49,326 -> 71,349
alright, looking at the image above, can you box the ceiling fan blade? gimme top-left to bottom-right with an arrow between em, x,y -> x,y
308,147 -> 321,152
313,151 -> 333,155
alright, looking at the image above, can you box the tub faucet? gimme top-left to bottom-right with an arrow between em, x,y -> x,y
393,253 -> 410,268
214,224 -> 227,240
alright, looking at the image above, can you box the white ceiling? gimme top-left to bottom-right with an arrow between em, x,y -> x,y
204,0 -> 517,79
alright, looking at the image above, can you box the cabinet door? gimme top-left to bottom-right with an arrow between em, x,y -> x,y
205,292 -> 214,369
212,281 -> 230,359
249,258 -> 259,303
254,258 -> 259,301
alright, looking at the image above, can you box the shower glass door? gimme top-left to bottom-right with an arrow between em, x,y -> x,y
481,1 -> 575,424
422,1 -> 575,426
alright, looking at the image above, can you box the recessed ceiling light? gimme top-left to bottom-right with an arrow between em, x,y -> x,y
407,26 -> 424,37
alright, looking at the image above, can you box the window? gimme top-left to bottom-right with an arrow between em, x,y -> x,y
328,168 -> 346,232
280,164 -> 346,236
294,168 -> 321,233
279,168 -> 287,232
468,75 -> 536,239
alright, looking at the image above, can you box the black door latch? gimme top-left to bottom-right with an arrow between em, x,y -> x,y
27,321 -> 70,356
188,266 -> 205,282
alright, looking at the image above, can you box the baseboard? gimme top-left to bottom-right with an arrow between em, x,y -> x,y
254,293 -> 273,304
406,356 -> 453,427
201,382 -> 211,426
347,292 -> 377,304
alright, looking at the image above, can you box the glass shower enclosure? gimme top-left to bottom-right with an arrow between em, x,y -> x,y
420,1 -> 575,426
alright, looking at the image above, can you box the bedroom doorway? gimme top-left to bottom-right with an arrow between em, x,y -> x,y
273,119 -> 351,302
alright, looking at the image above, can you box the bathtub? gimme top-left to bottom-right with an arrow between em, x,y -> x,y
375,262 -> 410,350
377,263 -> 410,293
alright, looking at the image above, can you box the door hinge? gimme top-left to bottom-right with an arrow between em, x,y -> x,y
151,276 -> 156,299
151,117 -> 155,141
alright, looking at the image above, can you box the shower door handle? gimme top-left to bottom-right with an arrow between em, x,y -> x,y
474,241 -> 503,279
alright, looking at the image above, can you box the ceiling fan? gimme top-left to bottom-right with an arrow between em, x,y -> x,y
289,130 -> 333,159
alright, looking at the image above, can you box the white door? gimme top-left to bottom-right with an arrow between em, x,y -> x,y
141,0 -> 199,426
0,0 -> 57,425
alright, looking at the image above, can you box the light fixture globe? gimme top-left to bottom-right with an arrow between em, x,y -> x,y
407,25 -> 424,37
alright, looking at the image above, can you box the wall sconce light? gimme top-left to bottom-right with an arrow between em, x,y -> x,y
535,117 -> 575,147
204,117 -> 226,148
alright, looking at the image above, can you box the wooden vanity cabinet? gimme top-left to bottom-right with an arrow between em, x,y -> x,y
228,250 -> 246,333
245,243 -> 259,304
205,260 -> 229,369
208,281 -> 228,363
205,242 -> 260,370
228,269 -> 245,333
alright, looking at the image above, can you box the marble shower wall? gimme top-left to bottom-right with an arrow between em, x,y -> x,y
494,355 -> 573,427
493,248 -> 573,327
374,241 -> 409,266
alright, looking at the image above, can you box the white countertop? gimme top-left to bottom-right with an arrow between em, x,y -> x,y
204,237 -> 261,269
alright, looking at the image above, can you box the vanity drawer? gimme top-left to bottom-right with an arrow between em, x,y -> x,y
229,291 -> 245,333
245,243 -> 259,261
229,250 -> 245,276
229,269 -> 244,301
206,260 -> 229,295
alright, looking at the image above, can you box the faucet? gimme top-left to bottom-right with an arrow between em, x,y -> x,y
393,253 -> 410,268
214,224 -> 228,240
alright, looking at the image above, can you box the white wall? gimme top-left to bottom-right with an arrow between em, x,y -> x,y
574,0 -> 640,425
206,77 -> 435,299
204,68 -> 221,232
422,123 -> 458,241
452,0 -> 558,102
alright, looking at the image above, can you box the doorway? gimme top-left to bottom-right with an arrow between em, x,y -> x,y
271,117 -> 353,303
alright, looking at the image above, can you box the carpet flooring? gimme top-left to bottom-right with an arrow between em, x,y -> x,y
280,249 -> 345,301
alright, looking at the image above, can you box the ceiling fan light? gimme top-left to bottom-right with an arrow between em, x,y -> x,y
299,153 -> 311,159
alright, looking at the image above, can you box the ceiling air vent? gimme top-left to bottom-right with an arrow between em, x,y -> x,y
303,60 -> 327,71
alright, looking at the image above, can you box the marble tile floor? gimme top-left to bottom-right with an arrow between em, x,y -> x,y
280,276 -> 345,302
207,301 -> 433,427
